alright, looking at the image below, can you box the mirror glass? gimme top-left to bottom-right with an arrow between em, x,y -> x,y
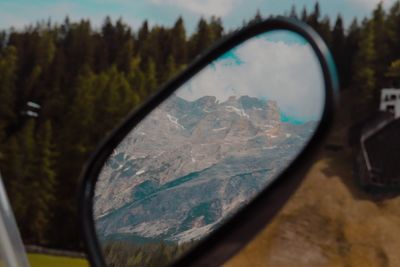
93,29 -> 325,266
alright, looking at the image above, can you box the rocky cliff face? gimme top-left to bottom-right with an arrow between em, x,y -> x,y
94,95 -> 317,243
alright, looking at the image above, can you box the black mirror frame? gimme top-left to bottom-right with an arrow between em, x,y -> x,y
79,16 -> 339,267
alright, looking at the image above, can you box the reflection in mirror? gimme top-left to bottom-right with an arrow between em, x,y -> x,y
93,30 -> 325,266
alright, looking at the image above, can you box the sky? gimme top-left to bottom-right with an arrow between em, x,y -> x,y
0,0 -> 398,33
177,30 -> 325,122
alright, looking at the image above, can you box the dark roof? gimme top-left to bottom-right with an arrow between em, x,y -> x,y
348,111 -> 394,146
363,118 -> 400,184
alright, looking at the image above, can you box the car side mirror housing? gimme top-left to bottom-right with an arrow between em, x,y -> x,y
79,17 -> 338,267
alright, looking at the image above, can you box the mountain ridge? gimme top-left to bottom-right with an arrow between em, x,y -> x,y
94,95 -> 317,243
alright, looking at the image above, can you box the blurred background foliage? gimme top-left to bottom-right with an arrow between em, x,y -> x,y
0,1 -> 400,252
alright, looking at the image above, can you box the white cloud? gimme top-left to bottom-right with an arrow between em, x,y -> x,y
149,0 -> 241,17
0,2 -> 79,29
349,0 -> 396,9
177,31 -> 325,121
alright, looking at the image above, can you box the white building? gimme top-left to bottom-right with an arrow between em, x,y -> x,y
380,88 -> 400,118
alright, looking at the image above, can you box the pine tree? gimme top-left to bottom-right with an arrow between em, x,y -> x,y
319,16 -> 332,46
62,65 -> 98,153
51,66 -> 97,247
332,15 -> 346,87
17,119 -> 36,238
372,2 -> 390,88
352,20 -> 376,119
211,16 -> 224,41
0,136 -> 25,222
144,58 -> 158,93
102,17 -> 133,70
30,120 -> 56,243
301,6 -> 308,21
311,2 -> 321,23
161,55 -> 177,83
0,46 -> 17,141
0,30 -> 6,50
290,5 -> 298,19
385,59 -> 400,87
36,31 -> 56,71
117,39 -> 134,74
171,17 -> 187,65
137,20 -> 150,68
251,9 -> 263,23
138,20 -> 150,50
386,1 -> 400,57
101,16 -> 114,66
64,20 -> 94,81
345,18 -> 361,89
128,57 -> 146,98
189,18 -> 212,58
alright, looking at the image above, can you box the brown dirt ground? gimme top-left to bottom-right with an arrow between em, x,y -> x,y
224,92 -> 400,267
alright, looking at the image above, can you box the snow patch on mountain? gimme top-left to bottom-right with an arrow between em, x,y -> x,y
167,113 -> 185,129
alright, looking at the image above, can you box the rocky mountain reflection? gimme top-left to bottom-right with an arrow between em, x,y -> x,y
94,94 -> 317,244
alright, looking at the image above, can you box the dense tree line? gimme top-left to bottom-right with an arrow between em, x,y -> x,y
0,15 -> 223,249
0,1 -> 399,250
102,241 -> 194,267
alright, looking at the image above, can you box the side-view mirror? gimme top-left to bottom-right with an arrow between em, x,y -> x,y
80,17 -> 338,267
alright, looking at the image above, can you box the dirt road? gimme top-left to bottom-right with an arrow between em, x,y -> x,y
225,134 -> 400,267
225,89 -> 400,267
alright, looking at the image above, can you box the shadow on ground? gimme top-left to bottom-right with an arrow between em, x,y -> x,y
320,93 -> 400,201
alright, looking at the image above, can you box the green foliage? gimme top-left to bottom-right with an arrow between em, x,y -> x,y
102,241 -> 195,267
171,17 -> 187,65
0,46 -> 17,140
28,253 -> 89,267
332,15 -> 345,82
386,1 -> 400,57
189,17 -> 223,59
1,136 -> 24,218
386,59 -> 400,86
161,55 -> 177,83
2,119 -> 56,244
353,21 -> 376,89
0,16 -> 216,247
29,120 -> 56,243
0,1 -> 399,251
351,21 -> 376,118
144,58 -> 157,93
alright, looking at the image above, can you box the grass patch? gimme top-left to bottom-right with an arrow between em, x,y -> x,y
28,253 -> 89,267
